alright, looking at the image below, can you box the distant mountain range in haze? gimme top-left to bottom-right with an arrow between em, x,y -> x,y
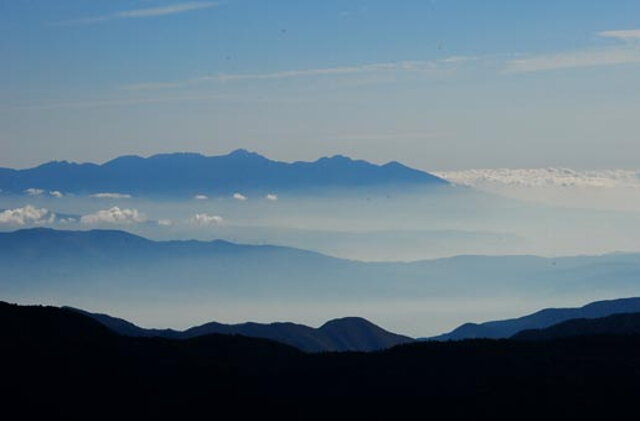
3,228 -> 640,335
68,307 -> 413,353
0,149 -> 449,196
427,297 -> 640,341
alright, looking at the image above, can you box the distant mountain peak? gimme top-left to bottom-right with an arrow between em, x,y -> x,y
326,154 -> 353,161
320,316 -> 375,329
227,148 -> 261,157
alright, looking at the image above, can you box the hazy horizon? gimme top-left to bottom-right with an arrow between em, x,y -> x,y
3,1 -> 640,170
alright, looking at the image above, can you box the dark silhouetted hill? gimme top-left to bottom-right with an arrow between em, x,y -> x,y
0,149 -> 448,196
428,297 -> 640,341
513,312 -> 640,340
4,301 -> 640,419
67,307 -> 413,352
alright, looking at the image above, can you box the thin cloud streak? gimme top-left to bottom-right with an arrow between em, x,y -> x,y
57,2 -> 219,25
2,93 -> 230,112
505,29 -> 640,74
504,47 -> 640,74
121,57 -> 479,91
598,29 -> 640,41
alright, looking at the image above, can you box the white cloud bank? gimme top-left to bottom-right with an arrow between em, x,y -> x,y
265,194 -> 278,201
90,193 -> 132,199
233,193 -> 247,201
194,194 -> 208,200
0,205 -> 56,225
80,207 -> 147,225
188,213 -> 223,226
49,191 -> 64,198
436,168 -> 640,189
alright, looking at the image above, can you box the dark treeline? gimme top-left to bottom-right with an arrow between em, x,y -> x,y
3,301 -> 640,420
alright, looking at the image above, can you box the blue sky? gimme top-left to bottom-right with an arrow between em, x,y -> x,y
2,0 -> 640,169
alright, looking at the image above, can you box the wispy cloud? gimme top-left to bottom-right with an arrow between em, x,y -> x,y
505,47 -> 640,73
58,2 -> 219,25
505,29 -> 640,74
24,188 -> 44,196
90,192 -> 132,199
3,92 -> 229,112
598,29 -> 640,41
121,57 -> 478,90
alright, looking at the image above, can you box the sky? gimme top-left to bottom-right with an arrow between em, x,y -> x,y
2,0 -> 640,170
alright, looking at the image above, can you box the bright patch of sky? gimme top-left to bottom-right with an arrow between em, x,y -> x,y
1,1 -> 640,170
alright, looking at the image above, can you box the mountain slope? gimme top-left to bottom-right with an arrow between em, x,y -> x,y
68,307 -> 413,352
513,312 -> 640,340
428,297 -> 640,341
5,301 -> 640,418
0,149 -> 448,196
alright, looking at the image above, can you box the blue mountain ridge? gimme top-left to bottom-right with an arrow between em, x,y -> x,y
427,297 -> 640,341
3,228 -> 640,333
0,149 -> 448,196
65,306 -> 413,353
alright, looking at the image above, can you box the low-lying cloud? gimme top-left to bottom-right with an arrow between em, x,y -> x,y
80,207 -> 147,225
188,213 -> 223,226
0,205 -> 56,225
436,168 -> 640,189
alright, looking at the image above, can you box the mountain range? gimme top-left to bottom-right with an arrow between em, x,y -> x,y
5,300 -> 640,419
67,307 -> 413,353
427,297 -> 640,341
0,149 -> 448,196
3,228 -> 640,335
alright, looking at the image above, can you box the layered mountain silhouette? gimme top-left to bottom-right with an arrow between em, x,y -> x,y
513,312 -> 640,341
428,297 -> 640,341
0,149 -> 448,196
3,228 -> 640,318
4,300 -> 640,419
67,307 -> 413,352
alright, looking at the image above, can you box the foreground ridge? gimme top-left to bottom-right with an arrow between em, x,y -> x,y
4,301 -> 640,419
67,307 -> 414,353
